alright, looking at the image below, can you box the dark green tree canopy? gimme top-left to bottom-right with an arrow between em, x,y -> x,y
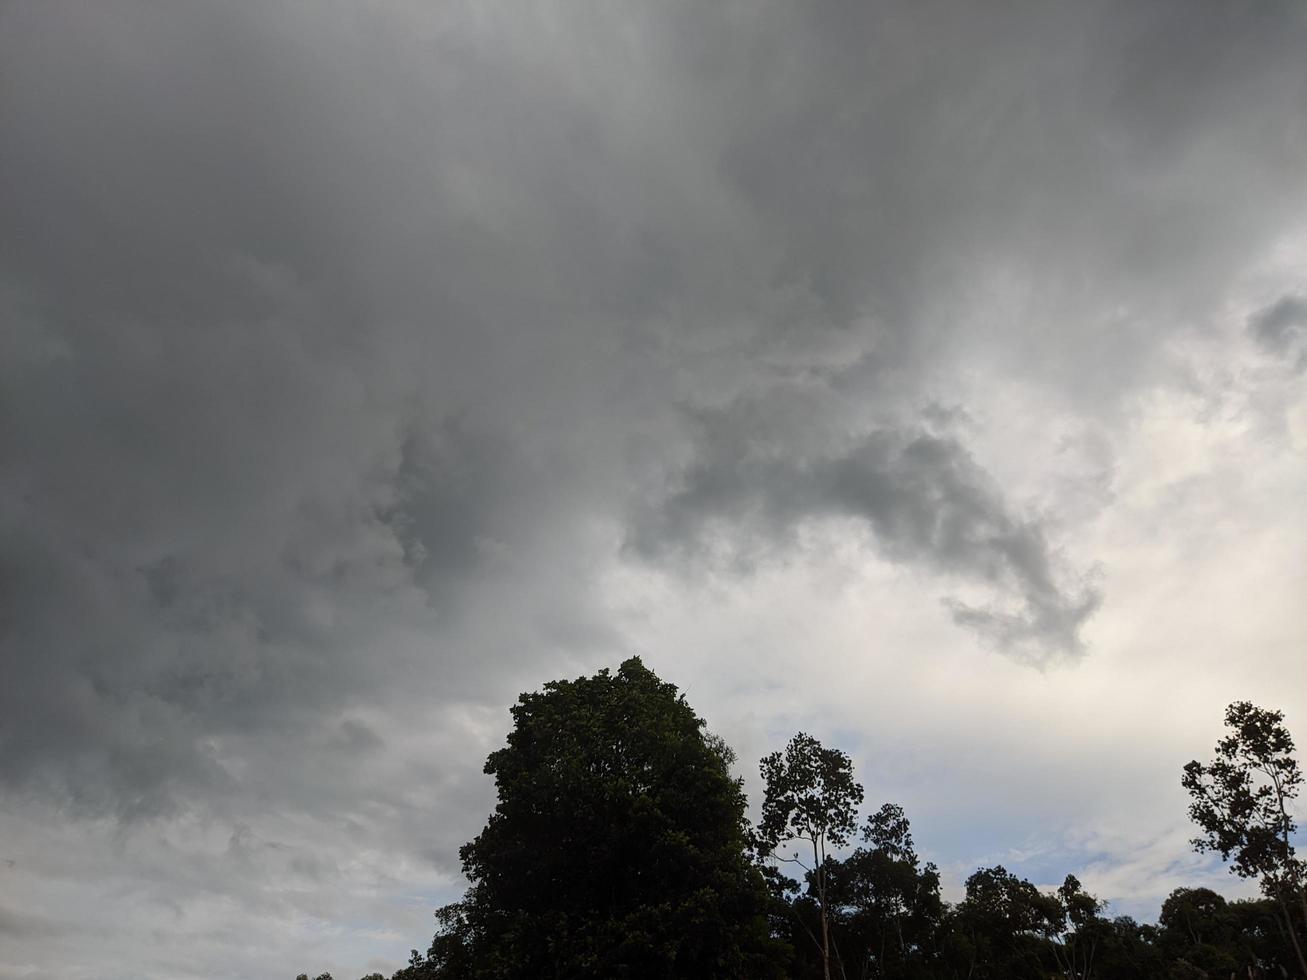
420,657 -> 784,980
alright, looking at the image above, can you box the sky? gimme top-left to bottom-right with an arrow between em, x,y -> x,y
1,2 -> 1305,978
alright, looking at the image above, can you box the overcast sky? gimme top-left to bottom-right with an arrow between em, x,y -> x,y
2,2 -> 1306,978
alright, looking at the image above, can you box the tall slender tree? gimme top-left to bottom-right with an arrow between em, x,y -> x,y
758,733 -> 864,980
1182,701 -> 1307,976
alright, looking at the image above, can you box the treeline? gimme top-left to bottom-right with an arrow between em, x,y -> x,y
298,659 -> 1307,980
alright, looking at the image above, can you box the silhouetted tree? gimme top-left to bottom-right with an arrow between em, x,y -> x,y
1049,874 -> 1107,980
942,865 -> 1063,980
1091,915 -> 1164,980
390,945 -> 442,980
1183,701 -> 1307,975
821,803 -> 944,980
757,733 -> 864,980
1156,887 -> 1244,978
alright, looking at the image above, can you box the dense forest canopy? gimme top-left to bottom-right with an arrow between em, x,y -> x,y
297,661 -> 1306,980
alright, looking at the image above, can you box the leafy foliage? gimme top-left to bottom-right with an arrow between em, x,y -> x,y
758,733 -> 864,980
417,657 -> 784,979
943,864 -> 1065,979
758,733 -> 864,862
1182,702 -> 1303,890
1182,700 -> 1307,975
822,804 -> 945,980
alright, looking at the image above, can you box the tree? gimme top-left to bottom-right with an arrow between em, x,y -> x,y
1227,896 -> 1303,979
943,865 -> 1064,980
1091,915 -> 1164,980
420,657 -> 785,979
1156,887 -> 1243,979
1182,701 -> 1307,976
757,733 -> 864,980
390,946 -> 443,980
823,803 -> 944,980
1051,874 -> 1106,980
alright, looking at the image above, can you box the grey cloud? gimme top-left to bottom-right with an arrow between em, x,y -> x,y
0,0 -> 592,822
334,719 -> 385,754
630,403 -> 1100,664
1249,293 -> 1307,364
382,422 -> 521,594
0,904 -> 66,940
0,0 -> 1288,819
681,1 -> 1307,402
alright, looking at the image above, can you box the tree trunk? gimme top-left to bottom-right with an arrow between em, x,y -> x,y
1267,772 -> 1307,978
1272,889 -> 1307,979
815,837 -> 832,980
820,906 -> 832,980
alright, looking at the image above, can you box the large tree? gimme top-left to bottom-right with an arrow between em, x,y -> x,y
1182,701 -> 1307,976
416,657 -> 785,980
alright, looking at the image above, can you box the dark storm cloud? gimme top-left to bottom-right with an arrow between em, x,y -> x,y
0,0 -> 627,819
1,0 -> 1303,816
630,402 -> 1100,663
